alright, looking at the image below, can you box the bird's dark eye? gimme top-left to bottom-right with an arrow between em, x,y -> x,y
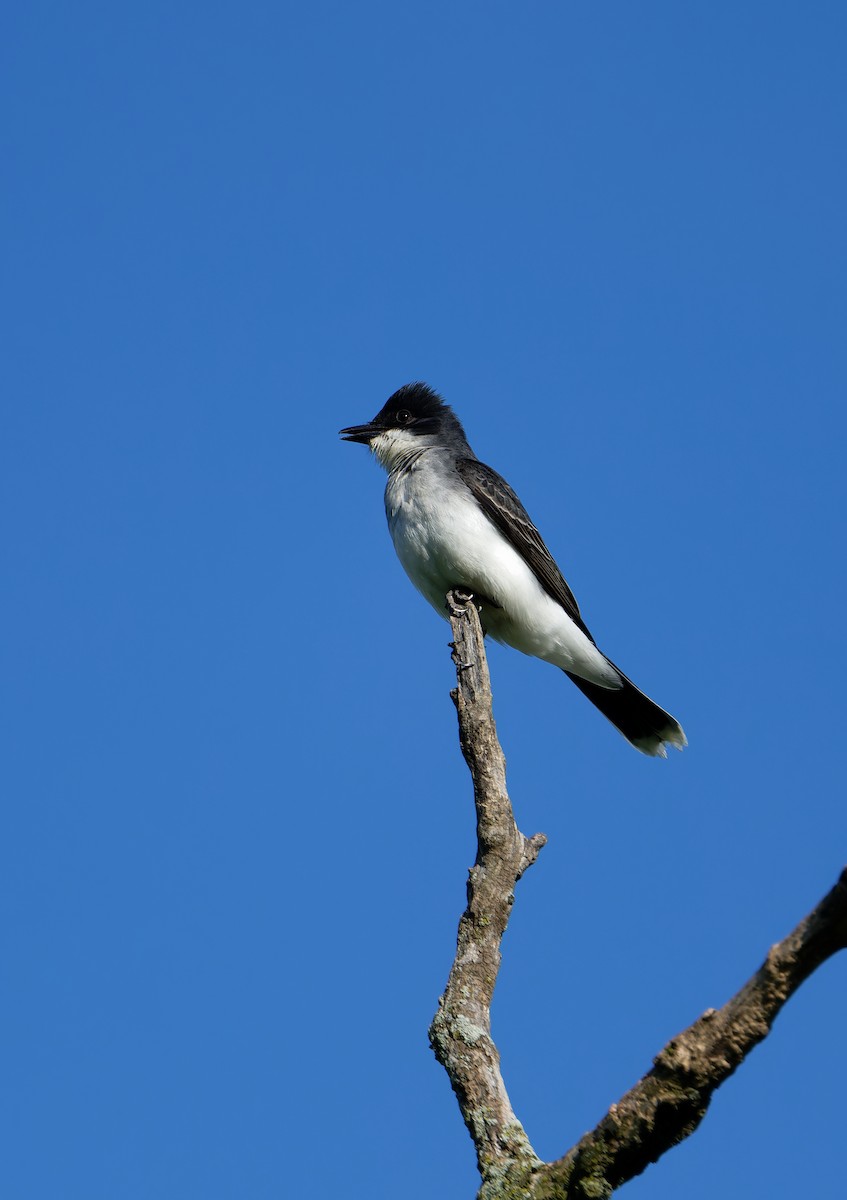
395,409 -> 412,425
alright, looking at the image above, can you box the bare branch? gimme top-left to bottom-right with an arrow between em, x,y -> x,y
428,591 -> 547,1194
430,592 -> 847,1199
536,866 -> 847,1199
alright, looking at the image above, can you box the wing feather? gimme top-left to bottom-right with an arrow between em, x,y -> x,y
456,458 -> 596,644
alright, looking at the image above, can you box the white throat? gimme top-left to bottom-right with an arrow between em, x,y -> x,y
370,429 -> 427,473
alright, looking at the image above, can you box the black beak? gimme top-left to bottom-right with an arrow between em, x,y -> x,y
339,422 -> 379,445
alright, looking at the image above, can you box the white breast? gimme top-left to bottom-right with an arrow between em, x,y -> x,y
384,455 -> 619,688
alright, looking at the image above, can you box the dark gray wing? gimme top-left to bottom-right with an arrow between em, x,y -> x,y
456,457 -> 596,644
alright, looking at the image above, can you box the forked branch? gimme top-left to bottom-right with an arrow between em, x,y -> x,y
430,591 -> 847,1200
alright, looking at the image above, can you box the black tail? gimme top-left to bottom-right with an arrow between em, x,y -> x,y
564,664 -> 686,757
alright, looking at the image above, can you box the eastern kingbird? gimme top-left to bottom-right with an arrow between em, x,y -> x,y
340,382 -> 686,757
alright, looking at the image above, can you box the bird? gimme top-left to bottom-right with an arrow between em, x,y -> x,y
340,382 -> 686,757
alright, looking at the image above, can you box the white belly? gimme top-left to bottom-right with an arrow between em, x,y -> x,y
384,466 -> 619,688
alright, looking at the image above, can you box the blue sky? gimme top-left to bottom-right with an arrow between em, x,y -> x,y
3,3 -> 846,1197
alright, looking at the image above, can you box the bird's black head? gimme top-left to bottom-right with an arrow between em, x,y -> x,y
339,382 -> 469,463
